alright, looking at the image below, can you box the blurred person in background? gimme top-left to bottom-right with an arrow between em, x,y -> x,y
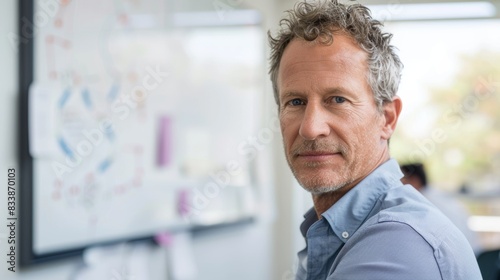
268,0 -> 481,279
401,163 -> 483,255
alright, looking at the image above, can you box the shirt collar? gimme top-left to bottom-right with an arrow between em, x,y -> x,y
300,159 -> 404,240
300,208 -> 319,237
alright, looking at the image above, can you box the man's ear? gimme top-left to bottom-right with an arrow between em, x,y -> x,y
380,96 -> 402,140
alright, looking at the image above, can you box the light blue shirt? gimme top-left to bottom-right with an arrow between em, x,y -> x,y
296,159 -> 482,280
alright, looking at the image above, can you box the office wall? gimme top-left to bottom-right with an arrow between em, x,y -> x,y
0,0 -> 281,280
0,1 -> 18,174
0,0 -> 19,278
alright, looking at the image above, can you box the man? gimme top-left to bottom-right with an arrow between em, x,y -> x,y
268,1 -> 481,279
401,163 -> 482,256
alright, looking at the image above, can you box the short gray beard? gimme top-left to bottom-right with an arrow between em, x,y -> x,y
296,176 -> 352,195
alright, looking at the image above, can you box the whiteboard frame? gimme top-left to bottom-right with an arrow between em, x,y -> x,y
18,0 -> 261,266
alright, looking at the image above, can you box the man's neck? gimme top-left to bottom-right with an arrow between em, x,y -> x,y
311,155 -> 391,219
312,183 -> 356,219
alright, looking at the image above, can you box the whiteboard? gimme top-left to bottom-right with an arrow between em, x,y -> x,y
29,0 -> 264,257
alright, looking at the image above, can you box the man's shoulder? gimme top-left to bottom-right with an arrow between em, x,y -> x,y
331,185 -> 482,279
369,184 -> 462,249
331,216 -> 481,280
330,218 -> 442,279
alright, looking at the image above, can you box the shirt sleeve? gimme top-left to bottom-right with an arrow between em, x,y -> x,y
328,221 -> 442,280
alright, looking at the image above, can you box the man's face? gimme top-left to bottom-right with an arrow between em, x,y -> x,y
277,34 -> 391,194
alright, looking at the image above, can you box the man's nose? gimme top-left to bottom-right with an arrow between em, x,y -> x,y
299,103 -> 330,140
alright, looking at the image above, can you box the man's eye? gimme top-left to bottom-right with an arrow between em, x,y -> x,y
288,99 -> 305,106
333,96 -> 346,103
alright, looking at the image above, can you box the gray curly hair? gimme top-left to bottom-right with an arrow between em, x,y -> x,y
268,0 -> 403,110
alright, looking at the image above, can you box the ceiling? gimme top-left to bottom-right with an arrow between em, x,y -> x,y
168,0 -> 500,21
278,0 -> 500,20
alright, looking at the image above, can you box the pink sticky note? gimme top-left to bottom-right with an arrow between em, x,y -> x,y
157,116 -> 172,167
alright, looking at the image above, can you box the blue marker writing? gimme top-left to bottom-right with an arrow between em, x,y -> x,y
58,88 -> 71,109
58,137 -> 74,158
105,128 -> 115,142
107,83 -> 119,102
82,88 -> 92,110
98,158 -> 112,173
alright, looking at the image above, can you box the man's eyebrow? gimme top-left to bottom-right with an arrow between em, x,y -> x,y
281,91 -> 304,100
324,87 -> 349,95
280,87 -> 355,102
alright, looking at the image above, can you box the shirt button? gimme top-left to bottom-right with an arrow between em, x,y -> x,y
342,231 -> 349,239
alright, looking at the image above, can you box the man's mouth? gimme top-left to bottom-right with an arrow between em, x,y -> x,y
295,151 -> 341,161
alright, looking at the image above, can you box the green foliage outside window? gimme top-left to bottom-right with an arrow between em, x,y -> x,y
393,51 -> 500,192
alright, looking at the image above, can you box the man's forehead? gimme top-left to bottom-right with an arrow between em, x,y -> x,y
277,35 -> 368,87
282,34 -> 366,65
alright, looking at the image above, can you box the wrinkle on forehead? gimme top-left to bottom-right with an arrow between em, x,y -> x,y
277,35 -> 369,94
277,35 -> 370,98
